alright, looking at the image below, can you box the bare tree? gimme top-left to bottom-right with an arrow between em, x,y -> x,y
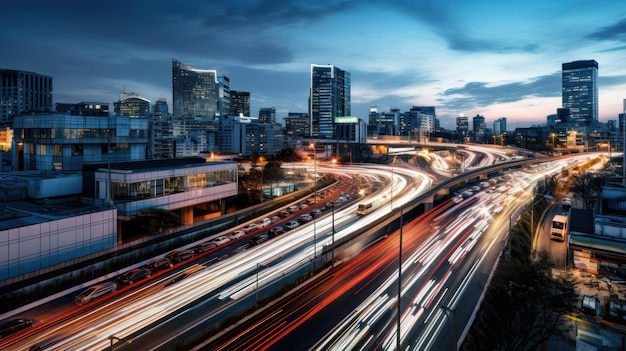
569,171 -> 600,210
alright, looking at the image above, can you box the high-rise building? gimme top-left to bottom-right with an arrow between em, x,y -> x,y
218,115 -> 284,156
218,75 -> 230,116
310,64 -> 350,138
285,112 -> 309,137
230,90 -> 250,116
114,90 -> 151,118
0,68 -> 53,127
407,106 -> 436,139
473,115 -> 486,135
493,117 -> 507,135
153,97 -> 169,116
259,107 -> 276,124
456,114 -> 469,136
172,60 -> 221,134
562,60 -> 598,125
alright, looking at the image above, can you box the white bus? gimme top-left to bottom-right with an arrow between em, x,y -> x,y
550,214 -> 568,242
356,197 -> 386,216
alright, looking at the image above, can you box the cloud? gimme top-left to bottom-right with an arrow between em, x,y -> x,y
599,75 -> 626,87
378,1 -> 539,53
438,73 -> 561,111
587,18 -> 626,42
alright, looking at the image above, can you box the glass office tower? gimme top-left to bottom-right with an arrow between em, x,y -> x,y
562,60 -> 598,125
0,69 -> 53,127
310,64 -> 350,138
172,60 -> 220,134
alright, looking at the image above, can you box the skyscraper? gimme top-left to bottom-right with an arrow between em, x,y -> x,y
494,117 -> 507,135
114,90 -> 151,118
153,97 -> 169,116
0,68 -> 53,127
230,90 -> 250,116
310,64 -> 350,138
472,114 -> 486,142
259,107 -> 276,124
172,60 -> 221,134
562,60 -> 598,125
456,114 -> 469,136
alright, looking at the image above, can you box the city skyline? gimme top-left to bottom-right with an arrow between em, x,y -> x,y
1,1 -> 626,129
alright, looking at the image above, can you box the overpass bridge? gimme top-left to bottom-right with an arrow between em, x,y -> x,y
296,136 -> 537,162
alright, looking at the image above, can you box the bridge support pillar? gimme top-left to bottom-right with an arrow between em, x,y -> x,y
181,206 -> 193,225
424,195 -> 434,211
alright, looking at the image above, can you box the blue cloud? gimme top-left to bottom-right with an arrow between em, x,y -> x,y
587,18 -> 626,42
438,73 -> 561,110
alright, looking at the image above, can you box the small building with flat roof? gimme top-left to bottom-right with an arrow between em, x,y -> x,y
82,157 -> 238,229
0,170 -> 114,282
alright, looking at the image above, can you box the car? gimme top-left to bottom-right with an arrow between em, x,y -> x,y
268,226 -> 285,237
117,268 -> 152,285
270,216 -> 281,223
193,242 -> 217,253
279,210 -> 290,218
144,257 -> 174,272
298,214 -> 313,223
310,209 -> 322,218
288,205 -> 300,213
27,333 -> 69,350
75,281 -> 117,305
284,221 -> 299,230
298,204 -> 308,210
230,230 -> 246,239
165,272 -> 190,287
325,201 -> 334,208
306,198 -> 316,205
211,236 -> 231,246
165,249 -> 195,263
254,218 -> 272,228
562,197 -> 572,209
248,233 -> 269,246
0,318 -> 33,339
245,224 -> 259,233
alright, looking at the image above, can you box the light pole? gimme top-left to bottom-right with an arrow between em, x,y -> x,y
310,143 -> 317,267
441,304 -> 458,351
396,200 -> 404,350
109,335 -> 132,350
390,156 -> 396,210
531,194 -> 553,237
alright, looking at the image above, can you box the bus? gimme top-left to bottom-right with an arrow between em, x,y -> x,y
550,214 -> 568,241
356,197 -> 386,216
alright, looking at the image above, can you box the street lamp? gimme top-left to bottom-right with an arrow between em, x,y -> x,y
310,143 -> 317,267
109,335 -> 132,350
531,194 -> 553,236
396,197 -> 404,350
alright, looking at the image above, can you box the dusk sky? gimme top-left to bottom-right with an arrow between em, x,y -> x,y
2,0 -> 626,129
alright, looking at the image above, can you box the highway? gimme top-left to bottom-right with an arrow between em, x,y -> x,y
0,149 -> 599,350
196,155 -> 600,351
1,162 -> 432,350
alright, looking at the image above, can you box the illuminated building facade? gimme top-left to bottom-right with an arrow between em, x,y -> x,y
310,64 -> 350,138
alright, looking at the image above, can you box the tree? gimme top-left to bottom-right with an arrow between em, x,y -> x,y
275,148 -> 300,162
263,160 -> 283,184
569,171 -> 600,210
131,208 -> 180,235
463,252 -> 577,351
